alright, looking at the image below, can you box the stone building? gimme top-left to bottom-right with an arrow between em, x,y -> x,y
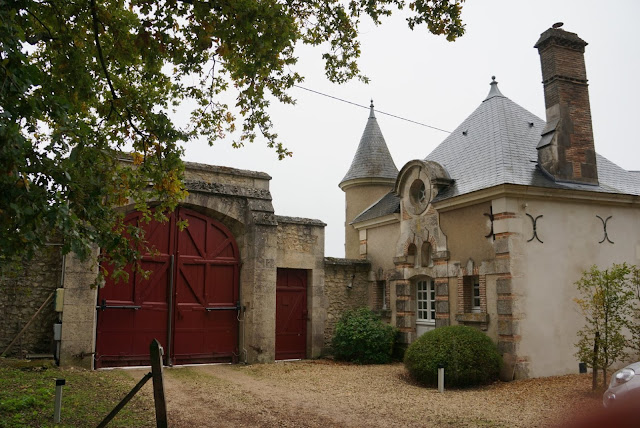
341,26 -> 640,378
4,25 -> 638,379
50,164 -> 328,368
1,159 -> 370,368
2,158 -> 378,369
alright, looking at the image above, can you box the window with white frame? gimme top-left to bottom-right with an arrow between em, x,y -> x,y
417,279 -> 436,323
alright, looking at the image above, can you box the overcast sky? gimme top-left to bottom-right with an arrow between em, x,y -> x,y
180,0 -> 640,258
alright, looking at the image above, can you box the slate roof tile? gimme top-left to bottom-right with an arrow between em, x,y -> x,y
351,191 -> 400,224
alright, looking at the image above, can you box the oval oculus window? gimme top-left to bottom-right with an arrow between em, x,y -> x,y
409,179 -> 430,211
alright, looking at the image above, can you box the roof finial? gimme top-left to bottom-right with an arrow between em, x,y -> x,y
552,22 -> 564,29
369,99 -> 376,119
484,75 -> 504,101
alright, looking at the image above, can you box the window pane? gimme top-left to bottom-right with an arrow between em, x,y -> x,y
472,278 -> 481,309
417,279 -> 435,322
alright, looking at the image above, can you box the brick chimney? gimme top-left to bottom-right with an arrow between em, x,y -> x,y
534,25 -> 598,185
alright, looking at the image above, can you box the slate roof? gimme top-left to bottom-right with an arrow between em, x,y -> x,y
426,78 -> 640,202
340,102 -> 398,186
350,78 -> 640,224
351,191 -> 400,224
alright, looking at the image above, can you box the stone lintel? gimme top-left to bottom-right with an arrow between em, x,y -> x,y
455,312 -> 489,323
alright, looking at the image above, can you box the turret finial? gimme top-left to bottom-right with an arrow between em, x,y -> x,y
484,76 -> 504,101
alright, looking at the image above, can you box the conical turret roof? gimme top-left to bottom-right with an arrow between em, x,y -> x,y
339,101 -> 398,189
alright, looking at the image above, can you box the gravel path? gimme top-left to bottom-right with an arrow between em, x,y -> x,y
126,360 -> 603,427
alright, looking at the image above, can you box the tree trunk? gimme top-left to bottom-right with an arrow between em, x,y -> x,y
592,332 -> 599,391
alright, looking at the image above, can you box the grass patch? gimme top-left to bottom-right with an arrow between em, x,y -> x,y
165,367 -> 224,386
0,359 -> 154,428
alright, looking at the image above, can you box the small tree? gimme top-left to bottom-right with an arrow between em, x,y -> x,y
627,265 -> 640,354
574,264 -> 635,389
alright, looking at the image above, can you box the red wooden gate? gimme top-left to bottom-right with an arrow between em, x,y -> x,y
275,268 -> 307,360
172,209 -> 239,364
95,208 -> 239,368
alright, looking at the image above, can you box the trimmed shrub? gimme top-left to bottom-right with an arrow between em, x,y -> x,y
331,307 -> 397,364
404,325 -> 502,388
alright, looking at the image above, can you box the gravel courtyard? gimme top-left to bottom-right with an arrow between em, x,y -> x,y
125,360 -> 603,427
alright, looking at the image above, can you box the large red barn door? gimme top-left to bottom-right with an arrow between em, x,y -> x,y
95,212 -> 174,368
95,208 -> 239,368
275,268 -> 307,360
172,209 -> 240,364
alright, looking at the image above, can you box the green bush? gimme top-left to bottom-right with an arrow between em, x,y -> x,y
404,325 -> 502,388
331,307 -> 397,364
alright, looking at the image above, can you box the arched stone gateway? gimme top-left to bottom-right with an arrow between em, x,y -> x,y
49,162 -> 330,370
95,208 -> 240,368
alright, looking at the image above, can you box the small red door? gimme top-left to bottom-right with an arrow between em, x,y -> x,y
276,268 -> 307,360
95,208 -> 239,368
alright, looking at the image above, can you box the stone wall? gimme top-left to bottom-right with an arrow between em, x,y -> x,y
276,217 -> 325,263
59,250 -> 99,368
323,258 -> 371,350
0,244 -> 62,358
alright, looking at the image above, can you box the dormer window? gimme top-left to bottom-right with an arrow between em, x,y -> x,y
410,180 -> 427,206
395,160 -> 450,217
409,179 -> 430,213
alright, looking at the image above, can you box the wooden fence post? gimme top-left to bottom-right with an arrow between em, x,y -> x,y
150,339 -> 168,428
96,339 -> 168,427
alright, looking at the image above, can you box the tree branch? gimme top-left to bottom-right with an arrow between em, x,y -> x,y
24,8 -> 55,43
90,0 -> 150,146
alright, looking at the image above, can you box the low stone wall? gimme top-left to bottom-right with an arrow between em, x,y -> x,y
0,244 -> 62,357
323,258 -> 371,350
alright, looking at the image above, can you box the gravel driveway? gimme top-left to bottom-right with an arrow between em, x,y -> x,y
126,360 -> 602,427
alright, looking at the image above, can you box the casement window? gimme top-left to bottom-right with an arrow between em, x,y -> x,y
471,276 -> 481,313
417,279 -> 436,323
462,275 -> 483,313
